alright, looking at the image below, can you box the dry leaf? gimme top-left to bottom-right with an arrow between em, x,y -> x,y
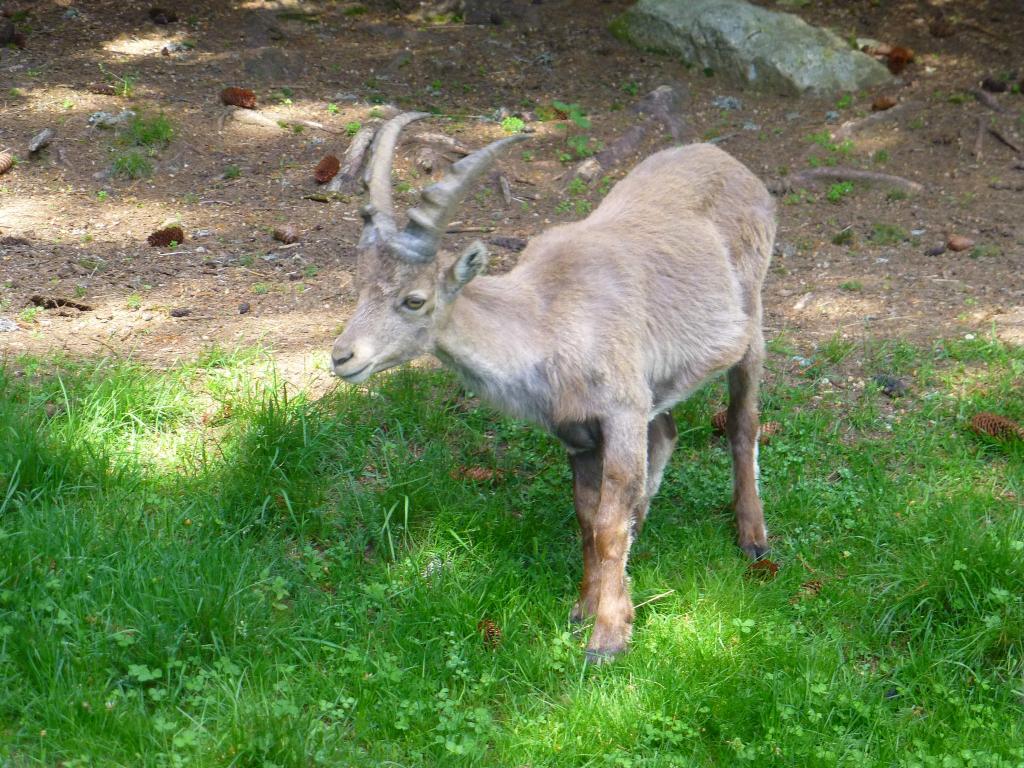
746,558 -> 780,582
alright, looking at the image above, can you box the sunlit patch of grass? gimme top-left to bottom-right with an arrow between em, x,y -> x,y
0,338 -> 1022,765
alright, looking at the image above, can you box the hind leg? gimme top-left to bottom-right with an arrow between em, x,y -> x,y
632,412 -> 678,537
727,332 -> 769,559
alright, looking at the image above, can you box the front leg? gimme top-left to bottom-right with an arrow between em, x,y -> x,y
586,414 -> 648,662
569,449 -> 602,623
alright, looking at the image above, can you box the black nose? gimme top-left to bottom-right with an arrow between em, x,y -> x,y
333,351 -> 354,367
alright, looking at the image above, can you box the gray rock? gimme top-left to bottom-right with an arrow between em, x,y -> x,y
616,0 -> 892,95
712,95 -> 742,110
0,318 -> 18,332
88,110 -> 135,128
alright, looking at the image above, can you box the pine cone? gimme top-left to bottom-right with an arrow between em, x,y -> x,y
272,225 -> 299,244
970,412 -> 1023,441
477,619 -> 502,649
0,151 -> 14,176
147,225 -> 185,247
314,154 -> 340,184
220,87 -> 257,109
711,409 -> 728,434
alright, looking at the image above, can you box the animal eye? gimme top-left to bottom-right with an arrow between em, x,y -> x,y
402,295 -> 426,311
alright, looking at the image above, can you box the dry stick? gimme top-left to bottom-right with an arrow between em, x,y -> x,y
987,125 -> 1023,155
776,167 -> 923,194
973,116 -> 986,162
572,84 -> 689,182
497,173 -> 512,208
633,589 -> 676,610
226,107 -> 342,135
832,101 -> 920,140
970,88 -> 1014,115
326,125 -> 377,194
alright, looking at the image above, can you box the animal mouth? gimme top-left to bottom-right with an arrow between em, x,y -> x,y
338,362 -> 373,383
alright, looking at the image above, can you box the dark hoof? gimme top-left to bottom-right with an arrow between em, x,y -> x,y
742,543 -> 771,560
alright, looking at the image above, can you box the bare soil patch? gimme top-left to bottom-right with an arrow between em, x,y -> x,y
1,0 -> 1022,388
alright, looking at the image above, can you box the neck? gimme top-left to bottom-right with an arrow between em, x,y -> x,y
432,275 -> 550,423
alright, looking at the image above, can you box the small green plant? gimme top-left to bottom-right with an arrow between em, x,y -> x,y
566,177 -> 587,196
886,189 -> 908,202
303,265 -> 319,279
326,102 -> 340,115
621,81 -> 639,97
835,93 -> 853,109
223,164 -> 241,180
521,150 -> 534,162
111,151 -> 152,179
832,228 -> 854,246
126,293 -> 142,310
552,100 -> 590,129
61,97 -> 74,111
826,181 -> 854,203
839,280 -> 863,292
947,91 -> 968,105
96,190 -> 109,202
98,63 -> 137,98
783,188 -> 813,206
969,244 -> 1001,259
343,4 -> 368,16
73,285 -> 87,299
501,116 -> 525,134
252,282 -> 270,295
870,223 -> 908,245
908,116 -> 925,130
872,149 -> 890,164
126,114 -> 173,147
345,121 -> 362,136
273,87 -> 294,105
18,306 -> 42,324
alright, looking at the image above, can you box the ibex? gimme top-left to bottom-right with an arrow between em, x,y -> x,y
332,112 -> 776,660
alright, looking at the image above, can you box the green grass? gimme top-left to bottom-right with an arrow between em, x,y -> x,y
111,151 -> 152,180
1,338 -> 1022,766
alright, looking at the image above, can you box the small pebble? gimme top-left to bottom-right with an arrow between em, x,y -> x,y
925,244 -> 946,256
169,307 -> 191,318
825,110 -> 840,123
873,374 -> 908,398
238,302 -> 250,315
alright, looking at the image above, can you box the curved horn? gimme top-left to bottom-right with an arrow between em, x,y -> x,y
387,134 -> 529,263
361,111 -> 430,242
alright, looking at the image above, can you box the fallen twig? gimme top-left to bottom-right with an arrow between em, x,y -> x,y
572,84 -> 690,183
970,88 -> 1013,115
973,116 -> 986,162
770,167 -> 923,195
445,226 -> 494,234
633,589 -> 676,610
226,107 -> 342,135
832,101 -> 920,140
987,125 -> 1023,155
326,125 -> 377,194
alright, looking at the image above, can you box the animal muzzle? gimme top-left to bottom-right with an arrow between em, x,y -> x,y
331,338 -> 376,383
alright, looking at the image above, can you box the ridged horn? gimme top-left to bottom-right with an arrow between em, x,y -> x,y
387,133 -> 529,263
360,111 -> 430,243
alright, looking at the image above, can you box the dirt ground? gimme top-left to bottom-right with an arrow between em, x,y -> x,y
1,0 -> 1022,389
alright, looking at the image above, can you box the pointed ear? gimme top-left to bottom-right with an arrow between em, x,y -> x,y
444,240 -> 489,296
